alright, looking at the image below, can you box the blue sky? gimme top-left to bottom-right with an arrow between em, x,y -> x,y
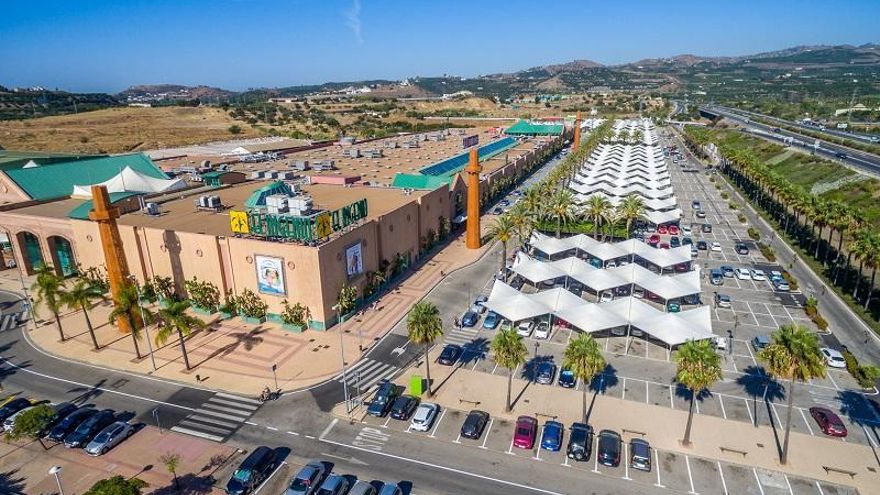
1,0 -> 878,92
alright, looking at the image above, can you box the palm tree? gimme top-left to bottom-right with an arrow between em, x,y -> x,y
547,189 -> 577,238
60,278 -> 105,350
618,194 -> 646,239
583,195 -> 613,240
508,202 -> 534,249
491,328 -> 528,412
674,339 -> 722,446
862,233 -> 880,310
31,265 -> 66,341
406,301 -> 443,397
489,215 -> 516,277
850,230 -> 873,300
563,334 -> 606,422
336,283 -> 359,320
108,282 -> 149,359
155,300 -> 205,371
758,323 -> 826,465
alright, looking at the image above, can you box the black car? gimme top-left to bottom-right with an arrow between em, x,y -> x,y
701,223 -> 712,233
682,237 -> 693,246
557,369 -> 576,388
46,406 -> 96,443
225,446 -> 277,495
64,409 -> 115,448
597,429 -> 622,467
40,402 -> 77,436
389,396 -> 418,420
0,398 -> 32,422
734,243 -> 749,255
567,423 -> 593,462
461,310 -> 479,327
437,344 -> 462,366
669,236 -> 680,248
535,362 -> 557,385
367,381 -> 399,417
696,240 -> 708,250
460,410 -> 490,439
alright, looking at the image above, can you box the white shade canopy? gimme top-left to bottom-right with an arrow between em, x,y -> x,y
530,233 -> 692,269
72,166 -> 186,198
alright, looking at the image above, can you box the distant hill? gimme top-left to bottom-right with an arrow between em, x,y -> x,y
0,87 -> 120,120
118,84 -> 234,102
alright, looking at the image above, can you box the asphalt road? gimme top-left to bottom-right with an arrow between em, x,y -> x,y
705,105 -> 880,145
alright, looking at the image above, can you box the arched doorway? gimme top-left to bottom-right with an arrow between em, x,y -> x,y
16,231 -> 44,275
47,236 -> 77,277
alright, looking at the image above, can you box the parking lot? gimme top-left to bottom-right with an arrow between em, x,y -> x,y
338,399 -> 860,495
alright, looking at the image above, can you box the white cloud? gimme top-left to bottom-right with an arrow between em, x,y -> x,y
344,0 -> 363,44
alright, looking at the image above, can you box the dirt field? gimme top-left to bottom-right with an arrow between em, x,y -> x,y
0,106 -> 262,154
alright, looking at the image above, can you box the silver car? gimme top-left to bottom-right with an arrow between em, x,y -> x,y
84,421 -> 134,456
284,461 -> 327,495
348,481 -> 377,495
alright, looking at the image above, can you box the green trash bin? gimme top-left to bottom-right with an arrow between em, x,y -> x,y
410,374 -> 423,396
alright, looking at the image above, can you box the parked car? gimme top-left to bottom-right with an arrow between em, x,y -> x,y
46,406 -> 96,443
482,311 -> 500,329
632,287 -> 645,299
516,320 -> 534,337
540,421 -> 564,451
600,291 -> 614,303
713,336 -> 728,351
284,461 -> 327,495
691,200 -> 701,210
809,407 -> 848,437
690,246 -> 699,258
461,310 -> 479,327
377,482 -> 402,495
630,438 -> 652,471
670,236 -> 681,248
659,242 -> 670,249
735,268 -> 752,280
367,381 -> 399,417
390,395 -> 419,420
647,234 -> 660,246
750,269 -> 767,281
821,348 -> 846,369
513,416 -> 537,449
682,237 -> 693,246
721,265 -> 735,278
700,221 -> 711,231
752,335 -> 771,350
536,362 -> 557,385
668,225 -> 680,235
696,211 -> 707,219
715,293 -> 732,308
657,225 -> 669,235
534,321 -> 551,340
348,482 -> 377,495
3,404 -> 39,432
667,301 -> 681,313
710,269 -> 724,285
683,293 -> 700,305
460,410 -> 490,439
682,225 -> 692,235
558,369 -> 576,388
410,402 -> 439,432
697,240 -> 708,251
711,242 -> 722,252
84,421 -> 135,456
64,409 -> 115,448
735,243 -> 750,255
225,446 -> 277,495
597,430 -> 622,467
315,474 -> 350,495
0,398 -> 32,423
773,278 -> 791,291
567,423 -> 593,462
437,344 -> 462,366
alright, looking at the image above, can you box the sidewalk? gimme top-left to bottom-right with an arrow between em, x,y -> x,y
390,357 -> 879,494
0,425 -> 237,494
0,229 -> 493,396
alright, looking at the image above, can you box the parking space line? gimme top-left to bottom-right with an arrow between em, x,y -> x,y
491,362 -> 498,374
769,402 -> 784,427
592,435 -> 600,473
479,418 -> 493,449
784,475 -> 793,495
453,430 -> 462,444
622,441 -> 631,480
429,409 -> 446,438
717,395 -> 727,419
862,425 -> 879,448
253,461 -> 287,495
669,385 -> 674,409
685,455 -> 698,494
826,371 -> 841,391
506,435 -> 516,455
621,377 -> 626,400
645,380 -> 650,404
717,461 -> 728,495
653,448 -> 664,488
799,409 -> 815,435
382,414 -> 393,428
534,425 -> 543,460
744,398 -> 755,425
753,468 -> 766,495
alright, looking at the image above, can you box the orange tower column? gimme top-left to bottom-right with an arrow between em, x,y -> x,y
465,148 -> 481,249
573,111 -> 582,151
88,185 -> 136,334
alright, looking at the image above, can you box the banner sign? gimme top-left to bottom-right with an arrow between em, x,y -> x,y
255,255 -> 286,295
462,134 -> 479,149
345,242 -> 364,278
230,198 -> 368,241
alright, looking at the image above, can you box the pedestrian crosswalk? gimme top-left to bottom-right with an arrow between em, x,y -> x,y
171,392 -> 261,442
444,324 -> 480,347
0,311 -> 26,332
338,358 -> 399,394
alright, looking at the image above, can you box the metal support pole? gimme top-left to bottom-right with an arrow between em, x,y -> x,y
152,407 -> 162,433
132,277 -> 157,371
334,305 -> 351,414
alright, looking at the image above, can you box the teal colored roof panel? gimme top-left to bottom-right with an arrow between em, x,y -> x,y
244,180 -> 294,208
504,120 -> 563,136
391,174 -> 453,190
418,137 -> 518,177
4,152 -> 168,201
67,192 -> 141,220
0,150 -> 103,169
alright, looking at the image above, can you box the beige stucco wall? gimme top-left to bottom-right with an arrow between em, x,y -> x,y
0,173 -> 31,205
1,211 -> 78,274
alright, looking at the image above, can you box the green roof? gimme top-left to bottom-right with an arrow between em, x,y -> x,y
4,153 -> 168,201
244,180 -> 294,208
391,173 -> 453,190
0,150 -> 105,169
505,120 -> 564,136
67,192 -> 142,220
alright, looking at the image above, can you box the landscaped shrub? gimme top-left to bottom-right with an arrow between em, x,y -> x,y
184,277 -> 220,312
758,242 -> 776,262
235,288 -> 268,319
281,300 -> 311,327
151,276 -> 175,301
782,272 -> 799,291
843,349 -> 880,388
747,227 -> 761,241
714,183 -> 722,190
729,202 -> 739,210
720,192 -> 729,200
737,214 -> 747,223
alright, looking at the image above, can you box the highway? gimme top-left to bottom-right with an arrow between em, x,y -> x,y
701,104 -> 880,176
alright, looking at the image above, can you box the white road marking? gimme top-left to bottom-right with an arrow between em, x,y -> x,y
826,371 -> 841,391
253,461 -> 286,495
429,409 -> 446,438
621,377 -> 627,401
622,441 -> 631,480
685,455 -> 698,494
669,385 -> 675,409
862,425 -> 879,449
815,481 -> 825,495
266,426 -> 278,431
717,461 -> 728,495
645,380 -> 650,404
718,395 -> 727,419
784,474 -> 793,495
319,419 -> 338,440
753,468 -> 766,495
479,418 -> 493,449
654,448 -> 664,488
506,435 -> 516,455
744,398 -> 755,426
770,402 -> 784,427
288,431 -> 300,436
799,409 -> 815,435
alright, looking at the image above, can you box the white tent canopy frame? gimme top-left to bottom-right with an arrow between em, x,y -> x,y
72,166 -> 186,198
529,232 -> 692,268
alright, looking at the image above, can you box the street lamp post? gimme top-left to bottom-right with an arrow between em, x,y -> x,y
6,239 -> 37,331
152,407 -> 162,433
333,304 -> 351,414
49,465 -> 64,495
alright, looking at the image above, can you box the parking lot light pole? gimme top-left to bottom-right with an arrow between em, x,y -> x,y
49,465 -> 64,495
333,304 -> 351,414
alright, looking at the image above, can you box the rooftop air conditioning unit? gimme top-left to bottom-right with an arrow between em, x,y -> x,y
145,203 -> 159,216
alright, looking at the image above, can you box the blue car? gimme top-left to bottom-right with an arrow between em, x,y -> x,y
482,311 -> 500,329
541,421 -> 564,451
557,369 -> 576,388
461,310 -> 479,328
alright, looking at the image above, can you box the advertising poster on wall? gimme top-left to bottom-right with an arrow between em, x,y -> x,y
255,255 -> 286,295
345,242 -> 364,279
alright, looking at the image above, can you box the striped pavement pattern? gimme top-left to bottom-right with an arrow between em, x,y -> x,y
338,358 -> 399,395
444,324 -> 480,347
171,392 -> 261,442
0,311 -> 27,332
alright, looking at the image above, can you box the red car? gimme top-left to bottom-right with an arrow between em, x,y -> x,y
657,225 -> 669,235
513,415 -> 537,449
647,234 -> 660,246
668,225 -> 680,235
659,242 -> 670,249
809,407 -> 847,437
